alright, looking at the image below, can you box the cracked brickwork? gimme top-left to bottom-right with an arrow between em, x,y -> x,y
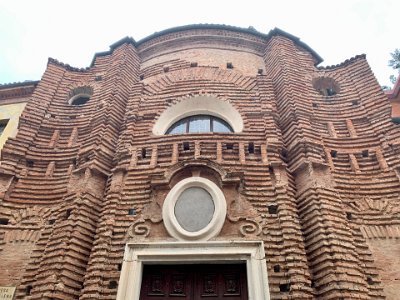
0,25 -> 399,299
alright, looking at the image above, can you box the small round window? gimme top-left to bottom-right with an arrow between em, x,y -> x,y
68,86 -> 93,106
312,77 -> 340,97
162,177 -> 227,241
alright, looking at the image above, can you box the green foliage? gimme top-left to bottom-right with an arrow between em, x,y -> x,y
388,49 -> 400,70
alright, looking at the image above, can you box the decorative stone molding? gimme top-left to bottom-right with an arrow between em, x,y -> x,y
349,197 -> 400,215
162,177 -> 226,241
127,200 -> 163,239
9,206 -> 50,226
116,241 -> 270,300
227,184 -> 263,237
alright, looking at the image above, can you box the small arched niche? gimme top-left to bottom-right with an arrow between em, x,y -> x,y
152,95 -> 243,135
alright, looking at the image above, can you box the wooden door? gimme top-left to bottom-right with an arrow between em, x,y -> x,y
140,264 -> 248,300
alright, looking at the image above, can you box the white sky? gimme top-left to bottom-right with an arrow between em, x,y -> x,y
0,0 -> 398,87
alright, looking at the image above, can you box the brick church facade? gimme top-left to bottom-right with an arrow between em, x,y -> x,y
0,25 -> 399,299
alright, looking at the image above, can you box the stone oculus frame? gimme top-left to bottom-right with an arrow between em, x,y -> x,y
162,176 -> 227,241
116,241 -> 270,300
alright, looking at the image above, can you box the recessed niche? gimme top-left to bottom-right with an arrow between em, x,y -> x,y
26,285 -> 33,295
273,265 -> 281,273
257,68 -> 264,75
68,86 -> 93,106
183,142 -> 190,151
128,208 -> 136,216
141,148 -> 147,159
312,77 -> 340,97
268,205 -> 278,214
226,143 -> 234,150
108,280 -> 118,289
190,62 -> 198,67
279,283 -> 290,292
362,150 -> 369,157
248,142 -> 255,154
330,150 -> 337,158
65,209 -> 72,219
0,218 -> 9,225
226,62 -> 233,69
280,149 -> 288,160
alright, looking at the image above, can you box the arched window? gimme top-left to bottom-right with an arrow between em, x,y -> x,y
166,115 -> 233,134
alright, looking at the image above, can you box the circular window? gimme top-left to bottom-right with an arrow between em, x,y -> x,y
312,77 -> 340,96
162,177 -> 227,241
68,86 -> 93,106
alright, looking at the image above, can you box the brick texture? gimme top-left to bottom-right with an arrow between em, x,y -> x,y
0,25 -> 399,300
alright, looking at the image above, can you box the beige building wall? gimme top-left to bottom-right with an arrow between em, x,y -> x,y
0,102 -> 26,152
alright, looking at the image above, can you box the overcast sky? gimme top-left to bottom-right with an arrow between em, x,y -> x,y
0,0 -> 398,87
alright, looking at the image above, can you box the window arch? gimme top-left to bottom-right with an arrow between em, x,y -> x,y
67,86 -> 93,106
152,95 -> 243,135
166,114 -> 233,134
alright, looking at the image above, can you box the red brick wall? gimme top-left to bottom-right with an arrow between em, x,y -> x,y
0,26 -> 399,300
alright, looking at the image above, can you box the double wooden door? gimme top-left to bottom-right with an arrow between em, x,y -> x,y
140,264 -> 248,299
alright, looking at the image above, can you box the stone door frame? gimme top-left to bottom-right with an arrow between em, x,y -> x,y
116,240 -> 270,300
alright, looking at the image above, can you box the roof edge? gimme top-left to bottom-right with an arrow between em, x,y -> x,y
89,24 -> 323,67
267,27 -> 323,64
317,54 -> 366,71
90,36 -> 136,67
0,80 -> 40,90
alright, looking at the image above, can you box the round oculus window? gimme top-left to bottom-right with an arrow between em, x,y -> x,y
162,177 -> 227,241
174,187 -> 215,232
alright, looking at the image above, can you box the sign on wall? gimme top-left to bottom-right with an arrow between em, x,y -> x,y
0,287 -> 16,300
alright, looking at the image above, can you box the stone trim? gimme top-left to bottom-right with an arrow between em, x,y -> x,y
162,176 -> 226,241
116,241 -> 270,300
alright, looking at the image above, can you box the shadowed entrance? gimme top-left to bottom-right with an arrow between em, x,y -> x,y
140,264 -> 248,300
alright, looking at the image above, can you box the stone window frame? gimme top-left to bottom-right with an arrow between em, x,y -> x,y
162,176 -> 227,241
116,241 -> 271,300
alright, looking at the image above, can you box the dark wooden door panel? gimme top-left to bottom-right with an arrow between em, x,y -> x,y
140,265 -> 192,299
140,264 -> 248,300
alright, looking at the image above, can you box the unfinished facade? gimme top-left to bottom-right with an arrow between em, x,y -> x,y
0,25 -> 399,300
